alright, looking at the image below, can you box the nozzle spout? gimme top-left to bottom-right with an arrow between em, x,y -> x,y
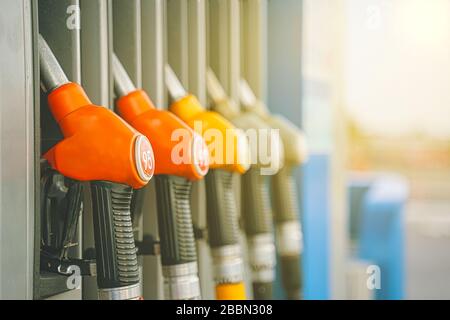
112,53 -> 136,97
38,34 -> 69,92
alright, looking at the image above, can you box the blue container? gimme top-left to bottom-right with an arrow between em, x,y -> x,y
357,174 -> 408,300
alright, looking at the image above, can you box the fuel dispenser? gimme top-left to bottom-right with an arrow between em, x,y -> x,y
206,68 -> 284,299
2,0 -> 311,301
112,54 -> 210,300
38,34 -> 154,300
165,65 -> 251,300
239,78 -> 308,300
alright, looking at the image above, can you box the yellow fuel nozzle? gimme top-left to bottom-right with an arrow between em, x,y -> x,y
166,65 -> 250,174
165,64 -> 249,300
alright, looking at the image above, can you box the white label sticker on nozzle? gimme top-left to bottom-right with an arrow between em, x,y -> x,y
192,133 -> 210,177
135,135 -> 154,182
276,221 -> 303,256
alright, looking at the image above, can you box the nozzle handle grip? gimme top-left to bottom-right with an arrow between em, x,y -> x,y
241,168 -> 276,299
155,175 -> 197,266
272,166 -> 300,223
241,168 -> 273,235
205,170 -> 240,247
272,166 -> 303,299
90,181 -> 140,293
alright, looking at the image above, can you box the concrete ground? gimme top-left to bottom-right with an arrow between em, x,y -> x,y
406,199 -> 450,299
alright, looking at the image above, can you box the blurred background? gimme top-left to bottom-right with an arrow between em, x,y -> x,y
300,0 -> 450,299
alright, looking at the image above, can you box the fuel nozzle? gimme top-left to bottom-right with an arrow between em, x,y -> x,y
239,78 -> 308,300
39,34 -> 154,300
165,64 -> 250,300
206,68 -> 283,299
113,54 -> 209,299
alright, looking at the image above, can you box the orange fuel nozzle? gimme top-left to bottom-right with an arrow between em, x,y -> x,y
113,54 -> 208,299
116,89 -> 209,181
165,65 -> 249,300
43,82 -> 154,189
39,35 -> 152,299
111,53 -> 208,181
38,34 -> 154,189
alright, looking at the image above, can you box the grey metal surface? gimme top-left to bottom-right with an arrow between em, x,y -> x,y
208,0 -> 241,103
167,0 -> 189,87
141,181 -> 164,300
192,179 -> 213,299
267,0 -> 302,123
240,0 -> 268,102
98,283 -> 141,300
163,263 -> 201,300
79,0 -> 112,300
187,0 -> 207,105
0,0 -> 35,300
141,0 -> 167,109
38,0 -> 81,155
80,0 -> 112,108
45,288 -> 82,300
211,245 -> 245,284
140,0 -> 166,300
166,0 -> 207,104
112,0 -> 142,89
38,0 -> 82,300
406,199 -> 450,299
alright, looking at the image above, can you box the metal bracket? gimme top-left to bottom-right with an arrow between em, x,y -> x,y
41,255 -> 97,277
193,225 -> 208,240
135,235 -> 160,256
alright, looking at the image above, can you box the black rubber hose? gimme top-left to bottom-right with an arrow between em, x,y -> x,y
280,255 -> 302,300
271,166 -> 303,300
252,282 -> 273,300
241,167 -> 276,300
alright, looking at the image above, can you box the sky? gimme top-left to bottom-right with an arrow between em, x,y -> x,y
343,0 -> 450,138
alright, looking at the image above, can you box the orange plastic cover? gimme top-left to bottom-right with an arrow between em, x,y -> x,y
116,90 -> 209,181
43,82 -> 154,189
216,282 -> 247,300
169,94 -> 249,174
